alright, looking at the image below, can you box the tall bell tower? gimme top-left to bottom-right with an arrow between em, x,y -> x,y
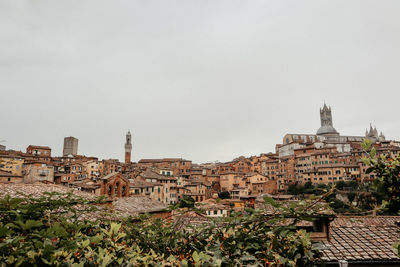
124,131 -> 132,163
320,103 -> 333,127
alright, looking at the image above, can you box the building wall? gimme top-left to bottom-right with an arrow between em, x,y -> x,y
0,157 -> 24,176
206,209 -> 228,217
101,174 -> 129,198
0,173 -> 23,183
23,163 -> 54,183
220,173 -> 245,192
26,146 -> 51,157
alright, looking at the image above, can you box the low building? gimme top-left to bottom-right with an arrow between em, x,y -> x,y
26,145 -> 52,157
23,162 -> 54,183
0,170 -> 23,183
196,199 -> 229,217
0,156 -> 24,176
100,172 -> 130,198
138,169 -> 178,205
129,178 -> 164,203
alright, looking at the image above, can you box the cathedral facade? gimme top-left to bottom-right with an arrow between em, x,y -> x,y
279,104 -> 385,157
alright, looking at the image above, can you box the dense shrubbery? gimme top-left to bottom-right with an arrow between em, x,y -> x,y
362,139 -> 400,215
0,192 -> 322,266
287,181 -> 362,214
218,191 -> 230,200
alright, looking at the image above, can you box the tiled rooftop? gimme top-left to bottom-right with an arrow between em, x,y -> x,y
321,216 -> 400,263
0,183 -> 166,217
0,183 -> 96,199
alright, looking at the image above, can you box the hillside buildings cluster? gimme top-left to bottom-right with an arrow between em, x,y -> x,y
1,104 -> 400,207
1,104 -> 400,266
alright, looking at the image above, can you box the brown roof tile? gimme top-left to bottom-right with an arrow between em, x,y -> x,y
321,216 -> 400,263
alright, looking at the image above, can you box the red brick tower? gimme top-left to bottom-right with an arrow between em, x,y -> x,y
124,131 -> 132,163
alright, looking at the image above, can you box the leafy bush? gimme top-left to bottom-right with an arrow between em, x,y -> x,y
0,192 -> 322,266
218,191 -> 230,199
362,139 -> 400,214
179,196 -> 195,208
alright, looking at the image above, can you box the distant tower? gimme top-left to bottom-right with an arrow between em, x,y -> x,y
63,137 -> 78,156
124,131 -> 132,163
320,103 -> 333,127
366,124 -> 385,142
317,103 -> 338,136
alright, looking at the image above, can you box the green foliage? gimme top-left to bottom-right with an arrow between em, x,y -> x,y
287,182 -> 369,214
347,192 -> 356,203
218,191 -> 230,199
0,191 -> 323,266
362,140 -> 400,214
179,196 -> 195,208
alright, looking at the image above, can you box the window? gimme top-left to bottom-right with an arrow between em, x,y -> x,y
115,183 -> 119,194
214,210 -> 218,215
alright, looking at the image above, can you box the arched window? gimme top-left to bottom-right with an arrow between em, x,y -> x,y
115,182 -> 119,195
107,185 -> 112,196
122,186 -> 126,196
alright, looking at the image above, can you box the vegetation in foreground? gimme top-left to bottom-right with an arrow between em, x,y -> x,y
0,192 -> 325,266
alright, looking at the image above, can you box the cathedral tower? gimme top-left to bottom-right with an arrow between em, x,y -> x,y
320,103 -> 333,127
317,103 -> 338,136
124,131 -> 132,163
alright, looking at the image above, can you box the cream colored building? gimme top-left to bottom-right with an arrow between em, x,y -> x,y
23,162 -> 54,183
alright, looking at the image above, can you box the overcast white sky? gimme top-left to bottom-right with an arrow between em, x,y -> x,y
1,0 -> 400,163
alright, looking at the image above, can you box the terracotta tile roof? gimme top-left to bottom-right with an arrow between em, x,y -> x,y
27,145 -> 51,150
331,216 -> 400,227
129,179 -> 160,188
112,196 -> 166,216
171,210 -> 210,230
196,199 -> 227,211
0,183 -> 96,200
255,199 -> 335,216
140,169 -> 176,181
0,183 -> 166,217
138,159 -> 163,163
321,216 -> 400,263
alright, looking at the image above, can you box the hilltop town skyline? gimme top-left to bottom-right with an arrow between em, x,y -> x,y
1,104 -> 396,164
3,2 -> 400,265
